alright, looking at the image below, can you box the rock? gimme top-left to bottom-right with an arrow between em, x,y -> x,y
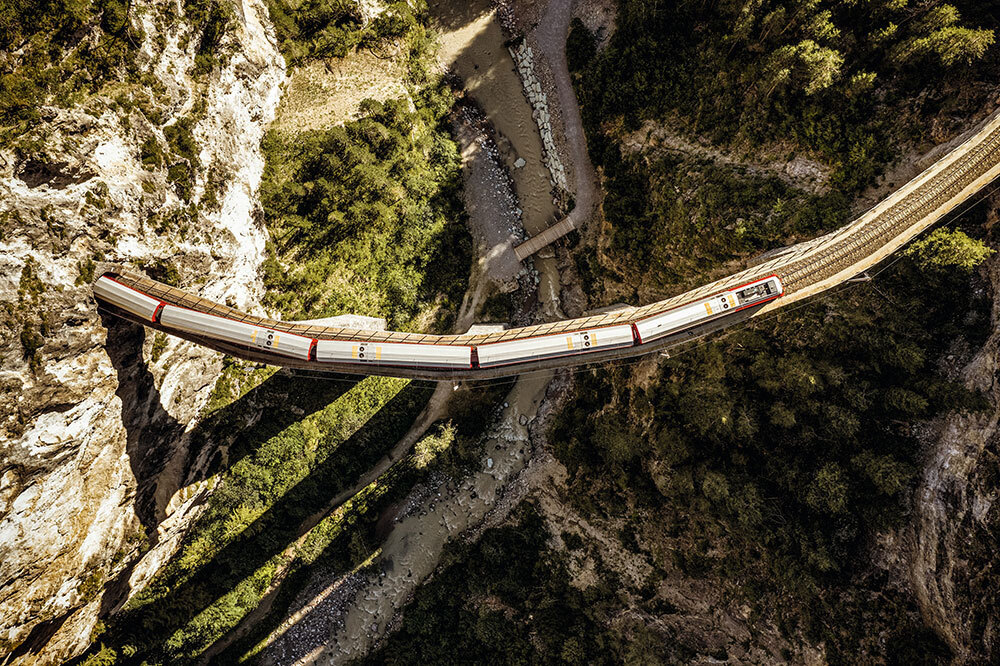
514,158 -> 526,169
0,0 -> 286,661
519,414 -> 529,426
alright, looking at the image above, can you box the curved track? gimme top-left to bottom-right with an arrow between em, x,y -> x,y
96,108 -> 1000,380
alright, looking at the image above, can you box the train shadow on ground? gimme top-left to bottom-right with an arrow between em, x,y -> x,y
82,333 -> 432,662
100,311 -> 359,535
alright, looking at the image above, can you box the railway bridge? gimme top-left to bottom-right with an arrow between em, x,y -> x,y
95,108 -> 1000,380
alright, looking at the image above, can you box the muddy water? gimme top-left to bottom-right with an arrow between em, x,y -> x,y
430,0 -> 564,317
253,5 -> 568,662
322,373 -> 551,662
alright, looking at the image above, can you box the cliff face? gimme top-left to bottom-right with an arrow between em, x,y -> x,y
906,197 -> 1000,663
0,1 -> 285,661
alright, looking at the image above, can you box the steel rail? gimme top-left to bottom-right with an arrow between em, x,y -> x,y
95,107 -> 1000,379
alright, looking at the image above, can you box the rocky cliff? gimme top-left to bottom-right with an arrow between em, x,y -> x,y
0,1 -> 285,661
904,195 -> 1000,663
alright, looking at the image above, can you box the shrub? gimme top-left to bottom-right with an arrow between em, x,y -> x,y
905,227 -> 994,272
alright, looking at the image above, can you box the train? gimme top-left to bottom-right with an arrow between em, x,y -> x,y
93,273 -> 783,373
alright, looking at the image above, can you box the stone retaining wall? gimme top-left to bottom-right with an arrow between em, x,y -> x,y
508,40 -> 569,196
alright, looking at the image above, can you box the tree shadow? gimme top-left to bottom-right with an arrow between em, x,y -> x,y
425,0 -> 496,33
82,371 -> 431,664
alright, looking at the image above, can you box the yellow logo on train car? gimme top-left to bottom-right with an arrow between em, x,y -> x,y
251,329 -> 278,349
352,344 -> 376,361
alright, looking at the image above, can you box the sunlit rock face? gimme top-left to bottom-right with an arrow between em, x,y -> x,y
0,1 -> 285,661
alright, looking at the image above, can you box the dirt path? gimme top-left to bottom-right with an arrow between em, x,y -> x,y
530,0 -> 600,231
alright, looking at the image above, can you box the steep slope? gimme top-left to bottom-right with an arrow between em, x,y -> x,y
0,1 -> 285,661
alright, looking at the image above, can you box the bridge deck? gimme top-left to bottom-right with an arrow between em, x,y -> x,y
101,107 -> 1000,378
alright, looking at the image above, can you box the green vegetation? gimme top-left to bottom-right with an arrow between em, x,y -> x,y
571,0 -> 998,297
15,257 -> 47,372
566,17 -> 597,75
140,137 -> 165,169
135,258 -> 181,287
184,0 -> 235,76
75,256 -> 97,286
19,322 -> 44,370
0,0 -> 141,135
544,4 -> 1000,659
260,23 -> 470,331
412,422 -> 456,469
260,0 -> 470,330
365,503 -> 620,664
550,231 -> 992,659
580,152 -> 849,296
905,227 -> 995,272
149,333 -> 168,363
164,115 -> 202,201
266,0 -> 423,65
260,90 -> 470,329
577,0 -> 996,191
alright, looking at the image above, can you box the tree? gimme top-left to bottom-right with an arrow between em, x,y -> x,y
891,5 -> 995,68
765,39 -> 843,96
806,463 -> 848,514
904,228 -> 994,272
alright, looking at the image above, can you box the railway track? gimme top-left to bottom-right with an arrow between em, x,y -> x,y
95,108 -> 1000,380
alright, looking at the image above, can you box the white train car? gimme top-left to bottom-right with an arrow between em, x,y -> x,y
476,325 -> 635,368
159,305 -> 314,360
94,275 -> 164,322
316,339 -> 472,369
94,272 -> 784,374
635,275 -> 782,344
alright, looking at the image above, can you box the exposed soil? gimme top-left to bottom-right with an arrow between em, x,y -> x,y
271,50 -> 409,132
